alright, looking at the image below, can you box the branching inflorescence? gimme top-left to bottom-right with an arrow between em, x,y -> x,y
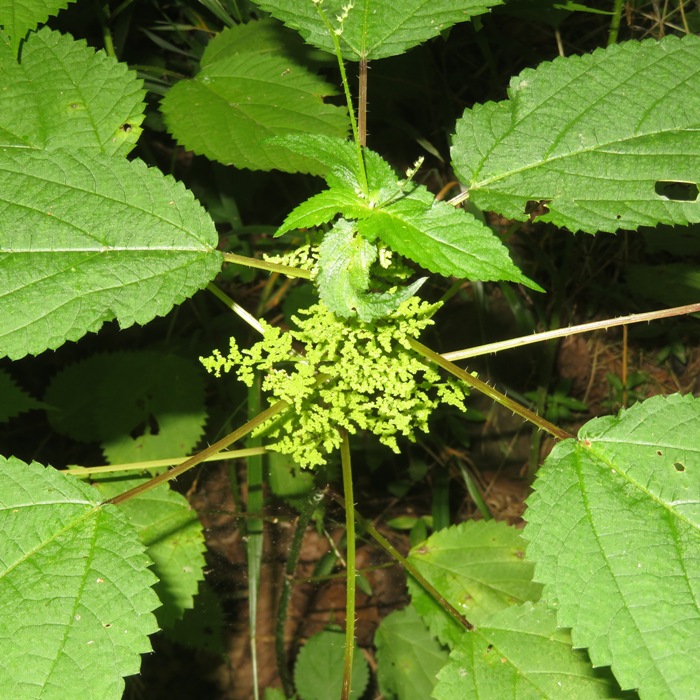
201,298 -> 468,467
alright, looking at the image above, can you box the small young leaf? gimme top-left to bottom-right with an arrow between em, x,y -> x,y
294,629 -> 369,700
161,21 -> 349,173
524,393 -> 700,698
408,520 -> 542,647
375,606 -> 449,700
0,27 -> 145,155
256,0 -> 503,61
316,218 -> 426,321
433,601 -> 626,700
358,185 -> 541,288
0,456 -> 160,700
0,149 -> 221,360
44,351 -> 207,464
0,369 -> 42,422
452,35 -> 700,233
0,0 -> 75,53
91,471 -> 207,630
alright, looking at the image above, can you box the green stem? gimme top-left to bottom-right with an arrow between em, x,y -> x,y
104,399 -> 288,506
608,0 -> 625,44
222,251 -> 312,279
339,430 -> 356,700
93,0 -> 116,57
329,490 -> 472,631
246,378 -> 264,700
410,339 -> 574,442
65,447 -> 268,476
275,490 -> 325,697
441,303 -> 700,362
313,3 -> 369,195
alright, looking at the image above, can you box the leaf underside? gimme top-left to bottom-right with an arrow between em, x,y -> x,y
524,393 -> 700,698
452,35 -> 700,233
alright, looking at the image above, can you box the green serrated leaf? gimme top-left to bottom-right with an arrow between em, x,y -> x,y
0,456 -> 160,700
271,134 -> 537,288
256,0 -> 503,61
523,393 -> 700,698
294,629 -> 369,700
408,520 -> 542,647
0,149 -> 221,360
0,27 -> 144,154
44,351 -> 207,463
358,185 -> 540,287
276,188 -> 364,236
0,369 -> 42,422
161,21 -> 349,173
165,581 -> 225,654
0,0 -> 75,53
375,605 -> 449,700
452,35 -> 700,234
316,218 -> 426,321
433,601 -> 626,700
91,471 -> 206,630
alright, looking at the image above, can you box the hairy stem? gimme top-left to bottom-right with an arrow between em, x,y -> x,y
313,3 -> 368,195
329,489 -> 472,631
275,490 -> 325,697
105,399 -> 288,506
246,379 -> 264,700
222,251 -> 312,279
411,339 -> 574,441
65,447 -> 268,476
608,0 -> 625,44
441,303 -> 700,362
340,430 -> 356,700
358,58 -> 368,146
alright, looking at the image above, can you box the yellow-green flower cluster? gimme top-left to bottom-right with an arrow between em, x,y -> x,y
201,298 -> 467,467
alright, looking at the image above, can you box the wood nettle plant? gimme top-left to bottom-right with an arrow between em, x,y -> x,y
0,1 -> 699,699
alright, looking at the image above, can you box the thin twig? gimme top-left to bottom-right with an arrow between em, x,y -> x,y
442,303 -> 700,362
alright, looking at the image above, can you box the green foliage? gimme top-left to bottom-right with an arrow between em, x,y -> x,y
524,394 -> 700,698
0,456 -> 160,700
161,19 -> 349,173
0,1 -> 699,697
44,351 -> 207,464
273,133 -> 539,288
0,28 -> 144,154
294,628 -> 369,700
315,218 -> 426,321
0,26 -> 221,361
0,148 -> 220,359
201,297 -> 468,466
375,606 -> 449,699
255,0 -> 503,60
407,520 -> 542,646
0,369 -> 42,421
91,471 -> 207,630
452,35 -> 700,234
0,0 -> 75,53
433,601 -> 625,700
